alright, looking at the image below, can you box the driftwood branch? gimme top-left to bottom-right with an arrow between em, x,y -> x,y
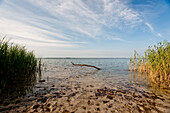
71,62 -> 102,70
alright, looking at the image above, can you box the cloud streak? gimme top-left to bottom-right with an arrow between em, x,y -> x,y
0,0 -> 145,48
145,22 -> 162,37
1,0 -> 145,39
146,22 -> 154,33
28,0 -> 144,32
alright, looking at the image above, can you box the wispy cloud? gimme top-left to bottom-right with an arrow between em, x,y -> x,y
1,0 -> 166,57
157,33 -> 162,37
145,22 -> 162,37
28,0 -> 144,30
105,37 -> 125,41
26,0 -> 146,41
0,0 -> 145,47
145,22 -> 154,33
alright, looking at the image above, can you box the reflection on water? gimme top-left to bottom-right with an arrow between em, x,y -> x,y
129,71 -> 170,95
0,73 -> 37,104
1,58 -> 168,102
41,58 -> 169,95
0,59 -> 169,101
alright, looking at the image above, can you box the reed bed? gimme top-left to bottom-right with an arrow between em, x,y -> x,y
0,38 -> 37,100
129,41 -> 170,88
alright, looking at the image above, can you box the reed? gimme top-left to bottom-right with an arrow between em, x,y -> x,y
129,41 -> 170,88
0,38 -> 37,100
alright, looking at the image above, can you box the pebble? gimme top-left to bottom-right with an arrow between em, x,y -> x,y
33,104 -> 40,109
96,107 -> 100,111
1,76 -> 170,113
108,104 -> 112,108
107,95 -> 113,100
103,100 -> 109,104
137,105 -> 145,111
40,97 -> 48,103
39,80 -> 45,82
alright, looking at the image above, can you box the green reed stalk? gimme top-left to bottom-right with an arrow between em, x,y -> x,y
129,41 -> 170,88
0,38 -> 37,97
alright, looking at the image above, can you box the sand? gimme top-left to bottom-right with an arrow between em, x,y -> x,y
0,67 -> 170,113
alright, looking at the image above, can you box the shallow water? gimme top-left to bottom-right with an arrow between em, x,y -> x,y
40,58 -> 168,94
35,58 -> 170,112
0,58 -> 170,113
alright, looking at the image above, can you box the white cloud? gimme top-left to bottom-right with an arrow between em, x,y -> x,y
27,0 -> 144,35
0,18 -> 71,44
157,33 -> 162,37
145,22 -> 163,37
0,0 -> 149,57
0,0 -> 145,42
9,37 -> 75,48
145,22 -> 154,33
105,37 -> 125,41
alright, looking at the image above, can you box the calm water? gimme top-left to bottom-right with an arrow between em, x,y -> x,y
40,58 -> 168,94
40,58 -> 130,82
1,58 -> 170,113
42,58 -> 129,74
1,58 -> 168,100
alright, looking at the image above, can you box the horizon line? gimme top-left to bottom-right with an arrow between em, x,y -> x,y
37,57 -> 131,59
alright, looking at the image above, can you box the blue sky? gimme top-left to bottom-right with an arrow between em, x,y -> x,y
0,0 -> 170,58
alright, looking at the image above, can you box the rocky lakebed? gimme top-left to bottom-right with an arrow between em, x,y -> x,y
0,59 -> 170,113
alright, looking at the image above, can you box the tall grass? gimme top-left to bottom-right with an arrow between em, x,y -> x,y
0,38 -> 37,100
129,41 -> 170,88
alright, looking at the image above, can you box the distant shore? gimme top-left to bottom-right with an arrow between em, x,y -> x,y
40,57 -> 131,59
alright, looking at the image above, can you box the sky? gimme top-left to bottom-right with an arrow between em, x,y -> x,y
0,0 -> 170,58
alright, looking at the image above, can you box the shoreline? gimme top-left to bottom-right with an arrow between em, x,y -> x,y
0,70 -> 170,113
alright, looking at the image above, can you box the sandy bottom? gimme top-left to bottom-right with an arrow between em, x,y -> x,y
0,68 -> 170,113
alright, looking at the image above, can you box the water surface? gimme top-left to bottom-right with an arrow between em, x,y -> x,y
0,58 -> 169,113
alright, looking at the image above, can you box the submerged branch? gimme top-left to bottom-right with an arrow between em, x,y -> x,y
71,62 -> 102,70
